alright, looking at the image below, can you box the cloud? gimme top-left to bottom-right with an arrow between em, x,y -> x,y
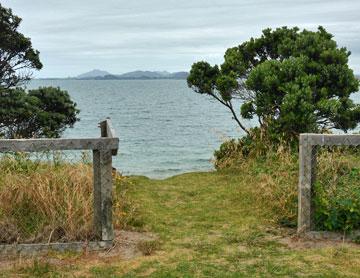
2,0 -> 360,76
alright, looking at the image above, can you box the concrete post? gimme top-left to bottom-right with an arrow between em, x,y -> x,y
298,134 -> 316,233
92,120 -> 115,241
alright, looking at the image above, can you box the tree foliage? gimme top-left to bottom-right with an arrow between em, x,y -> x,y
188,26 -> 360,144
0,87 -> 79,138
0,3 -> 79,138
0,4 -> 42,88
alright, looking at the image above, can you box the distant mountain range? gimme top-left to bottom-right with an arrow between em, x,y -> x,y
77,69 -> 111,79
74,69 -> 189,80
42,71 -> 359,81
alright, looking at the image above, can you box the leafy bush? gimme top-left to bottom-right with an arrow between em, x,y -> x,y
214,128 -> 292,169
214,139 -> 244,169
314,150 -> 360,232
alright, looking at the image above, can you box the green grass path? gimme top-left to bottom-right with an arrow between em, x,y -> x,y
111,171 -> 360,277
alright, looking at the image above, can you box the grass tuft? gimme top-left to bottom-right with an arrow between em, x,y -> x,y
137,239 -> 161,256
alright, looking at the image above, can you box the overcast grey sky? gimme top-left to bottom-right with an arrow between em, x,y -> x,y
2,0 -> 360,77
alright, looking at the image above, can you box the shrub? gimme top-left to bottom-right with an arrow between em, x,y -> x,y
214,131 -> 259,170
214,139 -> 245,170
313,149 -> 360,232
214,128 -> 292,170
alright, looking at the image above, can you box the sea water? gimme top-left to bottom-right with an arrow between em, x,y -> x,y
28,79 -> 249,178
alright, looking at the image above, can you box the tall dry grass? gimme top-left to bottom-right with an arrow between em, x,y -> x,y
0,154 -> 94,243
0,153 -> 135,244
247,149 -> 299,227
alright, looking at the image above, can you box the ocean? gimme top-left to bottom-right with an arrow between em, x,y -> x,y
28,79 -> 250,178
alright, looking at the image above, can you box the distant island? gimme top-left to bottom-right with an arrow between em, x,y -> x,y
40,69 -> 189,80
40,70 -> 359,81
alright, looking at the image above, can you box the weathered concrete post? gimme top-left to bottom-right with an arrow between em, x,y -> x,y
297,134 -> 360,237
93,119 -> 116,241
93,149 -> 102,239
298,134 -> 316,233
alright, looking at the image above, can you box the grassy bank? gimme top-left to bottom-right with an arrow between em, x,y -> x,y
1,152 -> 360,277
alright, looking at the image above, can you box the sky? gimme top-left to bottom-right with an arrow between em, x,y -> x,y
2,0 -> 360,77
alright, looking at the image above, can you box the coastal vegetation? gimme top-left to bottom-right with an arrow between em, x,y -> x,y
188,26 -> 360,145
1,157 -> 360,276
0,153 -> 134,244
0,2 -> 360,277
0,87 -> 79,138
0,4 -> 79,139
215,144 -> 360,232
189,26 -> 360,234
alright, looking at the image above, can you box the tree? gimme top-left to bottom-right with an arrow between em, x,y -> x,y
188,26 -> 360,143
0,3 -> 79,138
0,87 -> 79,138
0,4 -> 42,88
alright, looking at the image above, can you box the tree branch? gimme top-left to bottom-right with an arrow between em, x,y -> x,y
207,91 -> 250,135
227,101 -> 250,135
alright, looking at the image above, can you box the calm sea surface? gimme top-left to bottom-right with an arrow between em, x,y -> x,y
28,79 -> 249,178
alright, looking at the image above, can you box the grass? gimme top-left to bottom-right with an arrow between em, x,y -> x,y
1,152 -> 360,276
0,153 -> 95,243
0,152 -> 131,244
137,239 -> 161,256
314,148 -> 360,231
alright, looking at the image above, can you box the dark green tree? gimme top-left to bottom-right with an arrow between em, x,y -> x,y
188,26 -> 360,143
0,4 -> 42,88
0,3 -> 79,138
0,87 -> 79,138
